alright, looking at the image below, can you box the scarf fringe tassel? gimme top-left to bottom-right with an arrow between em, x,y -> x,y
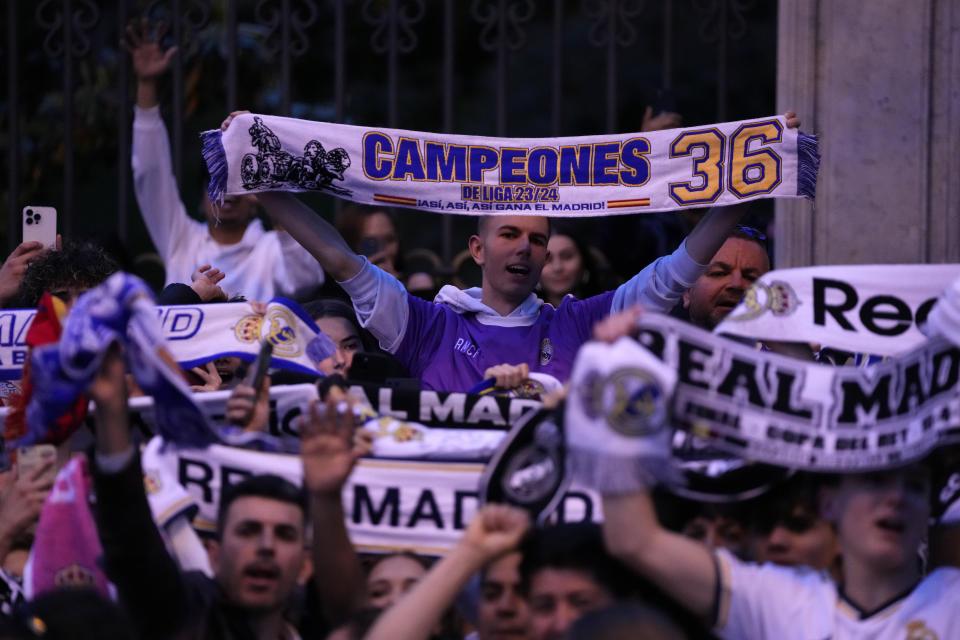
797,132 -> 820,200
201,129 -> 228,206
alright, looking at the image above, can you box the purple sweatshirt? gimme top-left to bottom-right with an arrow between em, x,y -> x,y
340,240 -> 704,392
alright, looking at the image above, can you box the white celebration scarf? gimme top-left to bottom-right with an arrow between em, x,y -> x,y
715,264 -> 960,356
202,113 -> 818,216
565,337 -> 677,493
636,313 -> 960,471
142,437 -> 601,554
0,298 -> 334,381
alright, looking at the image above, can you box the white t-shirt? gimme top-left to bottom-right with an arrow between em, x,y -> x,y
132,106 -> 325,302
714,549 -> 960,639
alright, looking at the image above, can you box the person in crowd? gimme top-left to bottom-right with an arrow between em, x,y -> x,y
519,522 -> 704,640
336,206 -> 437,295
123,19 -> 325,302
9,239 -> 118,309
364,552 -> 429,609
586,315 -> 960,637
678,224 -> 770,330
467,551 -> 531,640
361,504 -> 531,640
745,473 -> 841,576
0,241 -> 55,309
223,124 -> 786,391
302,299 -> 371,377
0,587 -> 137,640
537,225 -> 610,308
87,345 -> 372,639
221,109 -> 799,391
564,602 -> 686,640
336,206 -> 404,280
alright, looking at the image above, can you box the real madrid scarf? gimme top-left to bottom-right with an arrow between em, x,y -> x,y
714,264 -> 960,356
11,273 -> 217,448
202,114 -> 819,216
565,337 -> 678,493
0,298 -> 336,381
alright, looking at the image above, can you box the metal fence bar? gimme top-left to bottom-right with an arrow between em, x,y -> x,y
552,0 -> 562,136
117,0 -> 130,243
716,0 -> 728,121
605,1 -> 617,132
333,0 -> 345,122
62,0 -> 76,237
662,0 -> 673,89
227,0 -> 238,112
8,0 -> 21,252
281,0 -> 292,115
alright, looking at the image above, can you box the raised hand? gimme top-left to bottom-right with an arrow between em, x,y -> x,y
190,361 -> 224,392
190,264 -> 227,302
225,377 -> 271,431
641,105 -> 683,132
0,241 -> 45,305
300,390 -> 373,496
122,18 -> 177,82
460,504 -> 531,563
0,459 -> 55,553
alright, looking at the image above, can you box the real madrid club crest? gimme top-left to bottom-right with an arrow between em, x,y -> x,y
726,279 -> 799,323
234,314 -> 264,343
265,308 -> 302,357
479,407 -> 569,525
580,367 -> 667,437
539,338 -> 553,365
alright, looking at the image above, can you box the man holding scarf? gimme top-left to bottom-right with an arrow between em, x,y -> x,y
221,111 -> 798,392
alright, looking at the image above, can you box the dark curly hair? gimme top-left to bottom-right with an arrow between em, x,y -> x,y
11,240 -> 119,308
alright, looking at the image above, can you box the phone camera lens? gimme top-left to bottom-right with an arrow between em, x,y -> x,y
25,209 -> 33,216
33,214 -> 41,222
25,218 -> 33,225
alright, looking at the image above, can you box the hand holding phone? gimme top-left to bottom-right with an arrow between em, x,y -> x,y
22,206 -> 58,249
16,444 -> 57,487
245,340 -> 274,389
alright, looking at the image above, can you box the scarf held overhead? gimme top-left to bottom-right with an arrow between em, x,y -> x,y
202,114 -> 818,216
714,264 -> 960,356
628,313 -> 960,472
0,298 -> 335,381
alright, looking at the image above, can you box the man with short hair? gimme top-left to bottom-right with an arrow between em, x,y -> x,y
518,524 -> 622,640
600,451 -> 960,637
474,551 -> 531,640
88,347 -> 353,640
230,111 -> 801,391
680,225 -> 770,330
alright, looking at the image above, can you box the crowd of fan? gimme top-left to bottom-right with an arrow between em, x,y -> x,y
0,18 -> 955,640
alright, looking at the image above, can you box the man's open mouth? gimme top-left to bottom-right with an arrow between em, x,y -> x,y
506,264 -> 530,276
875,517 -> 906,533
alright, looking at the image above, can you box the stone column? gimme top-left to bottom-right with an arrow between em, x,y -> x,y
775,0 -> 960,267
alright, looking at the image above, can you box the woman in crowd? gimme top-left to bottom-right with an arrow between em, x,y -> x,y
538,225 -> 607,306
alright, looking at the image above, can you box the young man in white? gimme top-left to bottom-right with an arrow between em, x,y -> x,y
598,408 -> 960,638
125,20 -> 324,301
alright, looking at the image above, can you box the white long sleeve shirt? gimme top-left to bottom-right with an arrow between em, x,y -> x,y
132,106 -> 324,301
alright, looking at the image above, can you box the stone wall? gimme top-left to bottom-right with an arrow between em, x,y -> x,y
775,0 -> 960,267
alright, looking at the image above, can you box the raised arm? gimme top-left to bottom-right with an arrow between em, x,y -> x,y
300,388 -> 372,625
88,344 -> 190,639
601,491 -> 718,619
257,192 -> 363,282
363,504 -> 530,640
